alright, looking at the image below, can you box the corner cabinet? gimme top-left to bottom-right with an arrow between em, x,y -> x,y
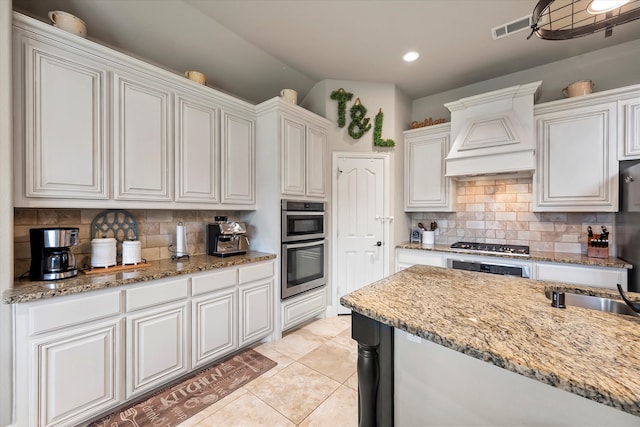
12,12 -> 255,209
533,100 -> 618,212
403,123 -> 454,211
256,97 -> 330,200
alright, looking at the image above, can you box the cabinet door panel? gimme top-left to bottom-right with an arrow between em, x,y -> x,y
113,73 -> 172,201
620,97 -> 640,159
239,279 -> 273,347
404,124 -> 453,212
176,95 -> 219,202
23,40 -> 108,200
192,289 -> 237,368
221,110 -> 255,204
535,103 -> 618,211
126,302 -> 188,397
281,118 -> 306,196
35,320 -> 121,427
306,125 -> 327,198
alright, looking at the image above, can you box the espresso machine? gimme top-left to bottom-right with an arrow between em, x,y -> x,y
29,227 -> 80,281
207,219 -> 249,257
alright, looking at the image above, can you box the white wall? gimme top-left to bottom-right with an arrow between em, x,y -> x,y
412,39 -> 640,123
302,79 -> 411,278
0,1 -> 13,425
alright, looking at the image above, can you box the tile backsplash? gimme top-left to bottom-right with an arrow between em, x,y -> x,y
410,177 -> 614,255
14,208 -> 241,278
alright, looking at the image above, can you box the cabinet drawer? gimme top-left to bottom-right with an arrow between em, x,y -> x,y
191,268 -> 237,296
534,262 -> 627,290
396,249 -> 445,269
239,261 -> 273,284
126,277 -> 189,312
281,287 -> 327,331
27,290 -> 121,336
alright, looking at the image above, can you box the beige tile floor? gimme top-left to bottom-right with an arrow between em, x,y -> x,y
178,315 -> 358,426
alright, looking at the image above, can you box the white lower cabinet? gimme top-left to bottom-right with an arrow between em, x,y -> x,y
14,260 -> 275,426
14,290 -> 122,427
191,268 -> 238,368
281,287 -> 327,332
238,262 -> 274,346
126,301 -> 189,397
395,248 -> 446,272
191,288 -> 237,368
534,262 -> 628,291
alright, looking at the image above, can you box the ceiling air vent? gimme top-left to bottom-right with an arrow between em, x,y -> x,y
492,14 -> 535,40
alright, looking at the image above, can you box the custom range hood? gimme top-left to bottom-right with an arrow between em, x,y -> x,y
444,81 -> 542,178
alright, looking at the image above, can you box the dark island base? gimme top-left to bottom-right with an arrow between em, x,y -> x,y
352,312 -> 394,427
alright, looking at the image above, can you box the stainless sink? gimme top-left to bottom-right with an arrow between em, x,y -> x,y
544,290 -> 639,317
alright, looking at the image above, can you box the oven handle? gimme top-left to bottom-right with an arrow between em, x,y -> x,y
284,211 -> 325,217
283,239 -> 325,249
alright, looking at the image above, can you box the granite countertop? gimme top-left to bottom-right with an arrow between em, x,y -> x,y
396,242 -> 633,269
340,265 -> 640,417
3,252 -> 276,304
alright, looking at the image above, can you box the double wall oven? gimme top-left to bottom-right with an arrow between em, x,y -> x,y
281,200 -> 327,299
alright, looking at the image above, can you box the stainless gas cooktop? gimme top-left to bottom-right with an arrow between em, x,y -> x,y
450,241 -> 530,256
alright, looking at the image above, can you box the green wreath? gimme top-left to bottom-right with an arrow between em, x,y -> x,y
373,109 -> 395,147
348,99 -> 371,139
330,88 -> 353,128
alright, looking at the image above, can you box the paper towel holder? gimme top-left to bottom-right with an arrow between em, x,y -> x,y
170,221 -> 190,261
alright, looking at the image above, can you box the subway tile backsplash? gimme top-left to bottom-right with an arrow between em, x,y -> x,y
410,177 -> 613,255
14,208 -> 241,278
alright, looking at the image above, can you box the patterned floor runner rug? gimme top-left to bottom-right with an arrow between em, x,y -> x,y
88,348 -> 276,427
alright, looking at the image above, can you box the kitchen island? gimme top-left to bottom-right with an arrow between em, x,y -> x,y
340,265 -> 640,426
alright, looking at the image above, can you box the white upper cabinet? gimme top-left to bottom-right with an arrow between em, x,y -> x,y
619,95 -> 640,160
13,29 -> 109,204
534,100 -> 618,212
404,123 -> 454,211
256,98 -> 331,200
113,72 -> 173,201
175,93 -> 219,203
305,124 -> 328,198
281,111 -> 328,198
221,110 -> 255,204
281,117 -> 306,195
12,12 -> 256,209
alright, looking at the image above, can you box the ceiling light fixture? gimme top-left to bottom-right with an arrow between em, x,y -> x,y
587,0 -> 630,14
403,51 -> 419,62
529,0 -> 640,40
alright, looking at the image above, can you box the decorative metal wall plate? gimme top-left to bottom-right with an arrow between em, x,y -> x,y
90,210 -> 140,244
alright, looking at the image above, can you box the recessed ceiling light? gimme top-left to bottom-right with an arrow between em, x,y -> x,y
587,0 -> 630,14
403,51 -> 419,62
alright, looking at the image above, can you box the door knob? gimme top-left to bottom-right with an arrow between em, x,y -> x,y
376,241 -> 382,246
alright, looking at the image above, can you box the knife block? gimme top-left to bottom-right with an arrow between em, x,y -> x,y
587,233 -> 609,259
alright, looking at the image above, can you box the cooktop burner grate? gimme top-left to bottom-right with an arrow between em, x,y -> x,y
450,241 -> 530,256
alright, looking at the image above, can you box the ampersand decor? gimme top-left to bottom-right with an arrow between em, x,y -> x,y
373,108 -> 395,147
330,88 -> 353,128
348,98 -> 372,139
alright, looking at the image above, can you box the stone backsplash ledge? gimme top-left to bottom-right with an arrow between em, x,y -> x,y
13,208 -> 242,278
410,177 -> 614,255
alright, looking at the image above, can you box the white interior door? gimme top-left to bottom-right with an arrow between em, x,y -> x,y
335,154 -> 387,314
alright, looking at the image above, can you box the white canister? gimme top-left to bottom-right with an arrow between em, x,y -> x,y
122,240 -> 142,265
91,238 -> 117,268
280,89 -> 298,104
422,230 -> 435,247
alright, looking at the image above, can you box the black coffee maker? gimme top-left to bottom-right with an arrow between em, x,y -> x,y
29,227 -> 79,281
